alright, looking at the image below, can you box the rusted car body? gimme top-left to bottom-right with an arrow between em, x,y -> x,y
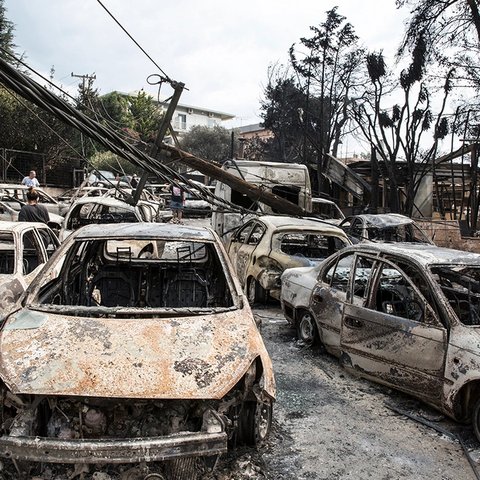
59,196 -> 172,241
227,215 -> 351,303
0,223 -> 275,474
339,213 -> 434,244
0,221 -> 59,320
281,242 -> 480,441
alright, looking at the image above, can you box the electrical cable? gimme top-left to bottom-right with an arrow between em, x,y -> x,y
0,56 -> 253,215
96,0 -> 173,84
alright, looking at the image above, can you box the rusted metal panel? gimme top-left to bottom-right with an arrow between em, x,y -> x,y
1,430 -> 228,464
0,309 -> 274,400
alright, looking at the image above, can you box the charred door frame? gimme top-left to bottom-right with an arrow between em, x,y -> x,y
340,253 -> 447,405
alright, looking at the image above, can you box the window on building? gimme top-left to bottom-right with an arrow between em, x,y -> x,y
176,114 -> 187,130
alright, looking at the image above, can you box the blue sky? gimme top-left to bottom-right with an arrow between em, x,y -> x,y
4,0 -> 406,131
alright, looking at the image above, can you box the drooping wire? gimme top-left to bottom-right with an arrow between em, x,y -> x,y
0,55 -> 252,215
96,0 -> 173,84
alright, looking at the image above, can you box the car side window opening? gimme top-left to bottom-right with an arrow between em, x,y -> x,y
431,265 -> 480,326
22,230 -> 44,275
0,232 -> 15,274
329,253 -> 355,292
352,256 -> 375,305
280,233 -> 347,259
247,224 -> 265,245
371,262 -> 427,322
390,258 -> 441,321
350,219 -> 363,239
235,222 -> 254,243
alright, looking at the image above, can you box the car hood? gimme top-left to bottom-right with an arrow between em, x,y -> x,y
0,308 -> 274,400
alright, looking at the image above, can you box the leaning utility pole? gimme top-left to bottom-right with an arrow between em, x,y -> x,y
132,79 -> 184,204
71,72 -> 97,157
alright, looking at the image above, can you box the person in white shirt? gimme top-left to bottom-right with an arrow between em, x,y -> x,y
22,170 -> 40,188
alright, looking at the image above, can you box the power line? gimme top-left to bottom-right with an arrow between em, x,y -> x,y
95,0 -> 173,84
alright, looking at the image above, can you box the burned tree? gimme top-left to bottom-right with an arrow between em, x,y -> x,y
351,38 -> 452,216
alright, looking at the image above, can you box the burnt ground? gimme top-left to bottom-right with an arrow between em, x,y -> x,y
221,306 -> 480,480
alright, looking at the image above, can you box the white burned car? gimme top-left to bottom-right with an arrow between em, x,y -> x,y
59,196 -> 171,241
0,223 -> 275,477
227,215 -> 351,303
339,213 -> 433,244
0,221 -> 59,319
281,242 -> 480,442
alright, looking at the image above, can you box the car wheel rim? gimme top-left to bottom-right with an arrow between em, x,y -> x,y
248,279 -> 256,304
256,402 -> 271,441
299,314 -> 314,344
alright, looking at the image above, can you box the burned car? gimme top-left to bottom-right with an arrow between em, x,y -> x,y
59,196 -> 172,241
0,183 -> 63,217
0,221 -> 59,320
227,215 -> 351,303
0,223 -> 275,476
281,242 -> 480,442
339,213 -> 433,244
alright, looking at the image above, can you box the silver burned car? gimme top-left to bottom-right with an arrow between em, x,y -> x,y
227,215 -> 351,303
281,242 -> 480,442
0,223 -> 275,477
339,213 -> 434,244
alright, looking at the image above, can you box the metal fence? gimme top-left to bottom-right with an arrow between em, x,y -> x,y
0,148 -> 83,187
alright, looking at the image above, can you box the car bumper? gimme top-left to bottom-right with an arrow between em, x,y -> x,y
0,430 -> 228,464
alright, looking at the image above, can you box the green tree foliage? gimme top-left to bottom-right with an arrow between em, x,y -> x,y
90,151 -> 136,176
0,0 -> 20,66
289,7 -> 364,160
260,8 -> 363,193
99,90 -> 162,143
180,125 -> 232,163
261,69 -> 307,163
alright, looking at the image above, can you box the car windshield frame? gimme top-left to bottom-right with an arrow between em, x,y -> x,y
26,234 -> 241,317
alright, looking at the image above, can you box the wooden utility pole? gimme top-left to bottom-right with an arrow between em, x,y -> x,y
159,143 -> 308,217
132,80 -> 185,204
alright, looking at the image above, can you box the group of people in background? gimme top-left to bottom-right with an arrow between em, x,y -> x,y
17,169 -> 187,226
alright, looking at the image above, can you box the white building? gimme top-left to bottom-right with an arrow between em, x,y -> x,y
162,101 -> 235,134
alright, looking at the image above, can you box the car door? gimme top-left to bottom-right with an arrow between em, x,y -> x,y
235,222 -> 266,287
227,221 -> 255,284
19,228 -> 49,287
340,254 -> 447,405
310,252 -> 356,356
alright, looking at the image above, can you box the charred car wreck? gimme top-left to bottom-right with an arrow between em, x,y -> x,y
0,223 -> 275,477
281,242 -> 480,441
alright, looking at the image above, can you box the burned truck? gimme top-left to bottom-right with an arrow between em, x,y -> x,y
0,223 -> 275,477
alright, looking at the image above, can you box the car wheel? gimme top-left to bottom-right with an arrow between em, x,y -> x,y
238,399 -> 273,446
472,398 -> 480,442
296,311 -> 318,347
247,277 -> 267,305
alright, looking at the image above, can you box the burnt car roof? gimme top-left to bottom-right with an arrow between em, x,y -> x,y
0,221 -> 51,233
352,213 -> 415,226
343,242 -> 480,267
257,215 -> 346,233
74,222 -> 217,241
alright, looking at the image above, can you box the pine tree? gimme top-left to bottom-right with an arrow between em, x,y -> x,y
0,0 -> 19,65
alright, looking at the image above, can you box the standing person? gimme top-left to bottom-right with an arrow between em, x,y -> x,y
21,170 -> 40,187
170,184 -> 185,224
130,174 -> 139,188
18,187 -> 49,224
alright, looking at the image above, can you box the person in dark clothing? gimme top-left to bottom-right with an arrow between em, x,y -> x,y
18,187 -> 50,224
170,184 -> 185,223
